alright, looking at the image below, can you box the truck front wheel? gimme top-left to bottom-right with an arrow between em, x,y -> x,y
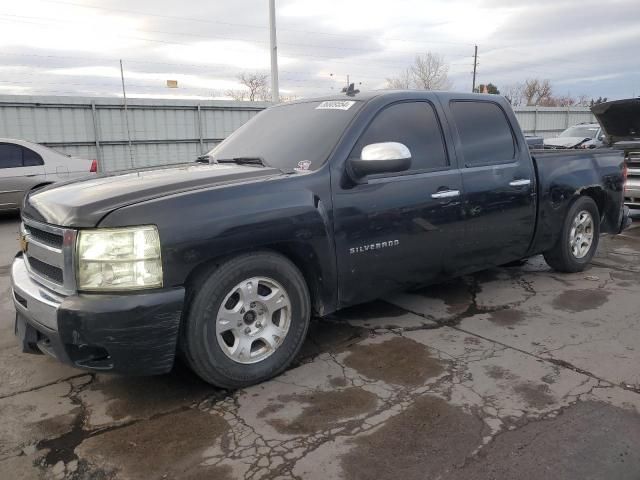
543,196 -> 600,273
182,252 -> 311,388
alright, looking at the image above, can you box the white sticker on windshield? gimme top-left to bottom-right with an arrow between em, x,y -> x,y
316,100 -> 355,110
295,160 -> 312,172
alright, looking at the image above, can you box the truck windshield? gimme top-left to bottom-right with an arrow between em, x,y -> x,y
559,126 -> 599,138
207,100 -> 363,171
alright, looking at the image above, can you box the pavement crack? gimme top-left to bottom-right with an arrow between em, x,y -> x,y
0,373 -> 90,400
35,374 -> 96,468
591,261 -> 639,274
449,325 -> 640,397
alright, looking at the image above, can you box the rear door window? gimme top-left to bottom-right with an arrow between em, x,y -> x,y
0,143 -> 23,169
22,147 -> 44,166
450,101 -> 516,166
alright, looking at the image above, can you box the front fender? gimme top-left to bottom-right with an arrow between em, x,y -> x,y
99,173 -> 338,315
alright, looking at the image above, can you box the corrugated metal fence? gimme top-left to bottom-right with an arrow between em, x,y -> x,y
0,96 -> 269,172
0,95 -> 596,172
514,107 -> 596,138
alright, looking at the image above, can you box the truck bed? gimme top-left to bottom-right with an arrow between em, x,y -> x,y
530,147 -> 619,159
526,146 -> 626,256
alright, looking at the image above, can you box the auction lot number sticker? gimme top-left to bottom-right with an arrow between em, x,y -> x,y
316,100 -> 355,110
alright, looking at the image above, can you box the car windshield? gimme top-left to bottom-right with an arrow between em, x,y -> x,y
559,126 -> 599,138
207,100 -> 363,171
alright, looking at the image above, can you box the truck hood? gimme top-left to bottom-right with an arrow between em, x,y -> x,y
23,163 -> 283,227
591,98 -> 640,143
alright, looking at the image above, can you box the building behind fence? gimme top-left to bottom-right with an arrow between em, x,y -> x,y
0,95 -> 597,172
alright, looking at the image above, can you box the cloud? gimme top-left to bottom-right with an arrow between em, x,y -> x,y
0,0 -> 638,100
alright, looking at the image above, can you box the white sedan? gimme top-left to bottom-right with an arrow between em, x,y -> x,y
543,123 -> 604,149
0,138 -> 97,212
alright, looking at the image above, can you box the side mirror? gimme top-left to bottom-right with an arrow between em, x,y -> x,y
349,142 -> 412,179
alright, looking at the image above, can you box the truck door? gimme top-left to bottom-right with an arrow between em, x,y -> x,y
445,99 -> 536,270
331,100 -> 465,307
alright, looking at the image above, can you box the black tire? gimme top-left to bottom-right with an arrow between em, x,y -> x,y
181,251 -> 310,388
543,196 -> 600,273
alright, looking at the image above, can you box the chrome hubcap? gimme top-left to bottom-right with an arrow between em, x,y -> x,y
569,210 -> 594,259
215,277 -> 291,364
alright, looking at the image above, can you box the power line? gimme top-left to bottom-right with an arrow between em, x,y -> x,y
0,60 -> 418,87
34,0 -> 476,47
0,51 -> 472,79
0,13 -> 473,61
120,60 -> 134,168
472,45 -> 478,92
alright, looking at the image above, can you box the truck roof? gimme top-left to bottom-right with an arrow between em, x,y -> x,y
284,90 -> 505,106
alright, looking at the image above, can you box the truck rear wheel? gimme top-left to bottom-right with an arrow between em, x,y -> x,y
543,196 -> 600,273
182,251 -> 310,388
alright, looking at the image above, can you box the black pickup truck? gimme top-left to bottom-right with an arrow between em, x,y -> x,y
11,91 -> 630,388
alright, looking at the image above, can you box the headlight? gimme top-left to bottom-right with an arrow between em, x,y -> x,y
76,226 -> 162,291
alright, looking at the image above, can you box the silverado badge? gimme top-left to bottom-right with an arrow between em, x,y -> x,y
349,239 -> 399,255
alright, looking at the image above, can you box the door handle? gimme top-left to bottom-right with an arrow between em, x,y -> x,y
431,189 -> 461,199
509,179 -> 531,187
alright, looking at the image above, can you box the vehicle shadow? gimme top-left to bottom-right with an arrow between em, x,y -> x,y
0,211 -> 20,222
77,316 -> 369,427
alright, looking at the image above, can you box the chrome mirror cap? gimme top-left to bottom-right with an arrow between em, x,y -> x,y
349,142 -> 412,179
361,142 -> 411,161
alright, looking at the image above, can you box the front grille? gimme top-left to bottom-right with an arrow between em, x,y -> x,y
625,149 -> 640,202
25,225 -> 63,248
627,151 -> 640,173
28,257 -> 64,284
22,218 -> 77,294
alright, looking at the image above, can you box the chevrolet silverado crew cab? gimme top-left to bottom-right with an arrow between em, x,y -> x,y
11,91 -> 630,388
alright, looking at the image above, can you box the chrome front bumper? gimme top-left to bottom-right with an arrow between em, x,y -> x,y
625,177 -> 640,207
11,255 -> 64,332
11,252 -> 185,374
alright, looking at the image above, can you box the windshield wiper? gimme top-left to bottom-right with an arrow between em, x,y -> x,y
216,157 -> 267,167
214,156 -> 296,175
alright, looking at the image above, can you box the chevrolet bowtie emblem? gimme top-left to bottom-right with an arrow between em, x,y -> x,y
19,234 -> 28,253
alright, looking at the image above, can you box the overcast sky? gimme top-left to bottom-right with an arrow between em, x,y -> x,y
0,0 -> 638,101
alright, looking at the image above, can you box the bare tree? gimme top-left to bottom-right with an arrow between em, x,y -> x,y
386,52 -> 452,91
386,68 -> 412,89
523,78 -> 553,106
503,83 -> 525,106
238,72 -> 270,101
224,89 -> 248,101
224,73 -> 270,101
576,94 -> 590,107
411,52 -> 453,90
504,80 -> 590,108
542,93 -> 591,107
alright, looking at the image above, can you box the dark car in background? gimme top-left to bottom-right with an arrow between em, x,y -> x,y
524,135 -> 544,150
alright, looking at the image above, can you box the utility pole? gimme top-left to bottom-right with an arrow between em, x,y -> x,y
472,45 -> 478,93
119,60 -> 134,169
268,0 -> 279,103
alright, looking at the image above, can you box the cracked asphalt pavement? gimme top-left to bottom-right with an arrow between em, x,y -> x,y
1,213 -> 639,480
